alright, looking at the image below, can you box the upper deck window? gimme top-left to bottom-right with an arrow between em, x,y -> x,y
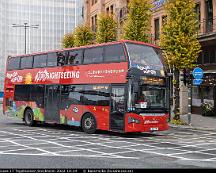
33,54 -> 47,68
84,47 -> 103,64
66,49 -> 83,65
20,56 -> 33,69
7,57 -> 20,70
126,43 -> 163,68
104,44 -> 125,62
47,52 -> 58,67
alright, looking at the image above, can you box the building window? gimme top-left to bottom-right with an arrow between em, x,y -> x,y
92,0 -> 97,5
92,0 -> 97,6
205,0 -> 213,32
209,49 -> 216,63
154,18 -> 160,40
91,14 -> 97,32
106,7 -> 109,15
197,52 -> 203,64
195,3 -> 201,30
110,5 -> 114,15
198,47 -> 216,65
203,50 -> 210,64
192,86 -> 202,106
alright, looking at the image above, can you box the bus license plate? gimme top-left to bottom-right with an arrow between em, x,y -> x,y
150,127 -> 158,131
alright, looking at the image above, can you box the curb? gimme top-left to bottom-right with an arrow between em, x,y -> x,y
169,124 -> 216,132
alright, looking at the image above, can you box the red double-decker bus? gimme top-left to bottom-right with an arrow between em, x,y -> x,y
3,40 -> 170,134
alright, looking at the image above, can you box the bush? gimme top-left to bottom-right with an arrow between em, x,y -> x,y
201,102 -> 215,116
171,118 -> 188,125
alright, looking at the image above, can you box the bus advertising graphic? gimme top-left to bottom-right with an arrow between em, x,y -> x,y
3,40 -> 170,134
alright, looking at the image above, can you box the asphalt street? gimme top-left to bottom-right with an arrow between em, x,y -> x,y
0,105 -> 216,169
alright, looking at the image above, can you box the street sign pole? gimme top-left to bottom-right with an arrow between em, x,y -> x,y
188,67 -> 204,125
188,83 -> 192,125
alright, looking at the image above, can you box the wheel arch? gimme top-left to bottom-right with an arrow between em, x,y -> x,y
81,112 -> 97,129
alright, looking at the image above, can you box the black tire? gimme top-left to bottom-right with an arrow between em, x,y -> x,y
81,113 -> 97,134
24,109 -> 35,127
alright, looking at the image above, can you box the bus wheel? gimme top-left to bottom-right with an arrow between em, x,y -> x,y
81,113 -> 97,134
24,109 -> 35,127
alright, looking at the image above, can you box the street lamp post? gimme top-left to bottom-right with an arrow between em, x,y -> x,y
12,23 -> 39,54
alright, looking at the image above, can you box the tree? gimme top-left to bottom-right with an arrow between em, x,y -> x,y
96,13 -> 118,43
62,32 -> 75,48
123,0 -> 152,43
160,0 -> 201,120
74,25 -> 95,47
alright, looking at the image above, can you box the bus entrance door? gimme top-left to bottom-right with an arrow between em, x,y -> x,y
110,86 -> 125,132
45,85 -> 61,123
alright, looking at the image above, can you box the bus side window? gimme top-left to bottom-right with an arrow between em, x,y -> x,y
30,85 -> 45,108
20,56 -> 33,69
83,47 -> 104,64
47,52 -> 58,67
67,50 -> 83,65
7,57 -> 20,70
14,85 -> 31,101
33,54 -> 47,68
57,52 -> 66,66
104,44 -> 125,62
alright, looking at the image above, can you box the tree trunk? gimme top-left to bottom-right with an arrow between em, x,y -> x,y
173,68 -> 180,120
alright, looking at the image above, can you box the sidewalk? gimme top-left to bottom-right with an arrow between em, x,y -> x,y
169,113 -> 216,131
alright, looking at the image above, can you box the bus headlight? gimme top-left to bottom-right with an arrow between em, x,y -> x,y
128,116 -> 140,124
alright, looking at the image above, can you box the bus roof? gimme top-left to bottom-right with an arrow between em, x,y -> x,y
8,40 -> 160,58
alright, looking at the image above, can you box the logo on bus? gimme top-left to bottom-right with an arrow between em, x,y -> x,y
144,120 -> 159,124
24,73 -> 32,84
6,72 -> 23,83
35,70 -> 80,82
136,65 -> 157,75
73,107 -> 79,113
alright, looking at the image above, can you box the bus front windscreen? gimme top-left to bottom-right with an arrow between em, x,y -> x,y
135,86 -> 166,109
128,85 -> 168,113
126,43 -> 164,70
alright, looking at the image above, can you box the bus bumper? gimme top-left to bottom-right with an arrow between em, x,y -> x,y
125,113 -> 169,133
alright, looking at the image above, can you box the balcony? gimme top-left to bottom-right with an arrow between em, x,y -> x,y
198,17 -> 216,44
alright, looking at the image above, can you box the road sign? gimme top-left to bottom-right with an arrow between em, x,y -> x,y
192,67 -> 203,79
193,79 -> 203,85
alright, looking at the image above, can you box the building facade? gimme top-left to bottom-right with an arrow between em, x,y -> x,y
0,0 -> 84,92
84,0 -> 216,115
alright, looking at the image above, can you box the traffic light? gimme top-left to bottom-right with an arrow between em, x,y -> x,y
180,68 -> 191,86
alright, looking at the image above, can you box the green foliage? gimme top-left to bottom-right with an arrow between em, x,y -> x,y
160,0 -> 201,70
74,25 -> 95,47
96,13 -> 118,43
201,102 -> 215,116
62,33 -> 75,48
123,0 -> 152,43
171,118 -> 188,125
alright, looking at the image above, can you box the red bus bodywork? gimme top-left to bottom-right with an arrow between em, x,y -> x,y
3,40 -> 169,133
